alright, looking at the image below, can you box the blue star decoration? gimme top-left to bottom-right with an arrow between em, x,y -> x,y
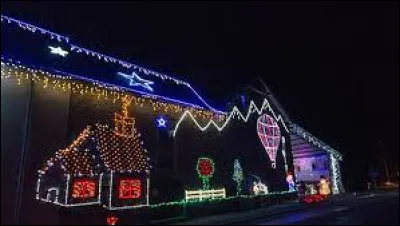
156,116 -> 168,128
48,46 -> 69,57
118,71 -> 155,92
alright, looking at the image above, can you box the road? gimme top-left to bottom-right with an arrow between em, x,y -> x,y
231,191 -> 399,225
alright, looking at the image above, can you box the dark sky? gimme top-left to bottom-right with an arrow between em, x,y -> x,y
2,1 -> 399,187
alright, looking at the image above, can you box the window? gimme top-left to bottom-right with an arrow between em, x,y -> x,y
119,179 -> 142,199
72,179 -> 96,199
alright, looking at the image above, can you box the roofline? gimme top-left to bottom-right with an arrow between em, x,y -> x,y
243,77 -> 343,160
1,14 -> 226,114
290,123 -> 343,160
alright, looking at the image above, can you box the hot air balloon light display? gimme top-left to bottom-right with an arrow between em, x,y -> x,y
257,114 -> 281,168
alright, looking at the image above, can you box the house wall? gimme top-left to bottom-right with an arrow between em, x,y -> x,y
1,74 -> 70,224
174,94 -> 294,196
1,76 -> 32,225
1,65 -> 294,224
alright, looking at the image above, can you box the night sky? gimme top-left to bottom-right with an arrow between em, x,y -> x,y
2,1 -> 398,189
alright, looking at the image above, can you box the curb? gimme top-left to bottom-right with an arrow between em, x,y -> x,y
173,203 -> 303,225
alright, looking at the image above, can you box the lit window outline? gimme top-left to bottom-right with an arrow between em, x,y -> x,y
72,179 -> 96,199
118,179 -> 142,199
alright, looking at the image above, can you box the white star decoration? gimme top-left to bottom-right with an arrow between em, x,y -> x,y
118,72 -> 155,92
48,46 -> 69,57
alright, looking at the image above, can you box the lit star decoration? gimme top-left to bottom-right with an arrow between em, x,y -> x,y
118,71 -> 154,92
156,115 -> 167,128
49,46 -> 69,57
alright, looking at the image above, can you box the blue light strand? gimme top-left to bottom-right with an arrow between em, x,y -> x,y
1,55 -> 211,110
1,14 -> 226,113
117,71 -> 154,92
70,44 -> 189,86
1,15 -> 69,43
187,84 -> 227,114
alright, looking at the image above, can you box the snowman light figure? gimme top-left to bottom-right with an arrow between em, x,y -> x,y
253,181 -> 269,195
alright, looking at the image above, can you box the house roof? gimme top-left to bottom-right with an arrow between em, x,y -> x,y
41,124 -> 151,176
289,123 -> 343,160
41,126 -> 98,175
1,14 -> 225,113
241,78 -> 343,160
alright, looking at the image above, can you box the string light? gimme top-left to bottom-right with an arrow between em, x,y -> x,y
109,171 -> 114,208
156,115 -> 168,128
72,179 -> 96,199
1,15 -> 69,42
49,46 -> 69,57
330,154 -> 344,194
196,157 -> 215,190
118,71 -> 154,92
35,175 -> 41,200
1,14 -> 330,210
252,181 -> 269,195
1,60 -> 219,120
257,114 -> 281,169
173,98 -> 289,137
40,127 -> 95,175
46,188 -> 60,203
36,98 -> 150,208
291,123 -> 342,160
232,159 -> 244,196
281,136 -> 289,173
1,14 -> 226,113
107,216 -> 119,225
291,124 -> 344,194
119,179 -> 142,199
185,188 -> 226,202
39,190 -> 295,209
98,174 -> 104,203
65,174 -> 70,204
94,96 -> 151,172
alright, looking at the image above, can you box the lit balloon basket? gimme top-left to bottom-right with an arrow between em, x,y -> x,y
257,114 -> 281,169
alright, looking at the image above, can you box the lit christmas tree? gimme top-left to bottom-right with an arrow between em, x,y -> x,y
232,159 -> 244,195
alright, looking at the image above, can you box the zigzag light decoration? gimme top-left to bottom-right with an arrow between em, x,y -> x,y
173,98 -> 289,137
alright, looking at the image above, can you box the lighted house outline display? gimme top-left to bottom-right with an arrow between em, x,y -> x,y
36,96 -> 151,209
1,13 -> 344,219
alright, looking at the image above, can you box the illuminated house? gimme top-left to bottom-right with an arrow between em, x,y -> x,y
1,14 -> 343,224
232,82 -> 345,194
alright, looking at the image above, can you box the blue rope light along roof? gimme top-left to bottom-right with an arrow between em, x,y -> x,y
0,15 -> 225,114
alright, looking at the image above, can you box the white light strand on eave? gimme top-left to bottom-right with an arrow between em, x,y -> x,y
173,98 -> 289,137
292,124 -> 343,161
